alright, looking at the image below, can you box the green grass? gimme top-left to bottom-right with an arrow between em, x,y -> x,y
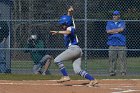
0,74 -> 140,80
86,57 -> 140,72
11,57 -> 140,74
3,57 -> 139,80
11,57 -> 140,69
11,61 -> 33,69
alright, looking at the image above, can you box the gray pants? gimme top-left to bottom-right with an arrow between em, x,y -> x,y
33,55 -> 52,74
109,46 -> 127,74
54,45 -> 83,74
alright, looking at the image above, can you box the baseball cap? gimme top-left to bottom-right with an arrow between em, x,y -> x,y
113,10 -> 120,15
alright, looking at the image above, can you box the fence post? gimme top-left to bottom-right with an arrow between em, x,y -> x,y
84,0 -> 88,71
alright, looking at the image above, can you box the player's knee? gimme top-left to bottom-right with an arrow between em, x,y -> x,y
44,55 -> 52,60
54,60 -> 64,69
40,55 -> 52,65
54,58 -> 57,64
54,57 -> 61,64
73,67 -> 81,74
73,63 -> 81,74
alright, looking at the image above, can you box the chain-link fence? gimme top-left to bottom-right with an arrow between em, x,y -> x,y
0,0 -> 140,76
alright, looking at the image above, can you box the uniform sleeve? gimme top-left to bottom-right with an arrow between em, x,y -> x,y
120,21 -> 126,29
67,27 -> 75,35
67,27 -> 72,32
106,21 -> 111,31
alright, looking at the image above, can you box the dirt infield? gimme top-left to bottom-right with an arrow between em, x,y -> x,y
0,79 -> 140,93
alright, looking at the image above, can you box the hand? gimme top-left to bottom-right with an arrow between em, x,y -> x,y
68,6 -> 74,12
50,31 -> 58,35
68,6 -> 74,16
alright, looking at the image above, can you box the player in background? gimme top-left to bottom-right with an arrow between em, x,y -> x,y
50,14 -> 98,87
106,10 -> 127,76
25,34 -> 52,75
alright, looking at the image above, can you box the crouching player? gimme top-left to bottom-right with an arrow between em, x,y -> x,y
25,35 -> 52,75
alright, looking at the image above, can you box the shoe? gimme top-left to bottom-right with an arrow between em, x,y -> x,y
121,72 -> 126,76
87,79 -> 98,87
110,72 -> 116,76
42,70 -> 51,75
57,76 -> 71,83
34,70 -> 42,74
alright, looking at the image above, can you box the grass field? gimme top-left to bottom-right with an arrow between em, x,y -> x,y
11,57 -> 140,73
0,74 -> 140,80
0,57 -> 136,80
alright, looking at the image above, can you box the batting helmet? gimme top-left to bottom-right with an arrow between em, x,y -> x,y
59,15 -> 72,26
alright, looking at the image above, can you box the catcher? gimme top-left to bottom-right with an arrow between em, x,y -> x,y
25,34 -> 52,75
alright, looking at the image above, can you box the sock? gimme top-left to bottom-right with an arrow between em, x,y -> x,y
79,70 -> 94,80
56,61 -> 68,76
60,68 -> 68,76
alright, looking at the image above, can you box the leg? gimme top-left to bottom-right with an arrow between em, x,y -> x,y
109,46 -> 118,76
0,43 -> 7,73
42,56 -> 52,75
32,64 -> 42,74
54,49 -> 71,76
118,46 -> 127,76
73,57 -> 98,87
54,46 -> 82,82
33,55 -> 52,75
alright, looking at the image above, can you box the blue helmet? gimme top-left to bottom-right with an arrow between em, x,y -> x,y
59,15 -> 72,26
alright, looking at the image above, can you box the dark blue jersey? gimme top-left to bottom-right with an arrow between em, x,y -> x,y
106,20 -> 126,46
64,26 -> 78,47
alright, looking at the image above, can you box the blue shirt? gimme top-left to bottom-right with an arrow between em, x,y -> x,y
64,26 -> 78,47
106,20 -> 126,46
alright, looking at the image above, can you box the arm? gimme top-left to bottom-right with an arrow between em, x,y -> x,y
67,6 -> 76,28
50,30 -> 71,35
107,28 -> 124,34
67,6 -> 74,16
106,21 -> 125,34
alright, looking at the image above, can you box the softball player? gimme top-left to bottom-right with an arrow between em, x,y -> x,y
50,15 -> 98,87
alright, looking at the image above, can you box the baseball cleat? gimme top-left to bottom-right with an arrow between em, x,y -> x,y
87,79 -> 98,87
57,76 -> 71,83
34,71 -> 42,75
